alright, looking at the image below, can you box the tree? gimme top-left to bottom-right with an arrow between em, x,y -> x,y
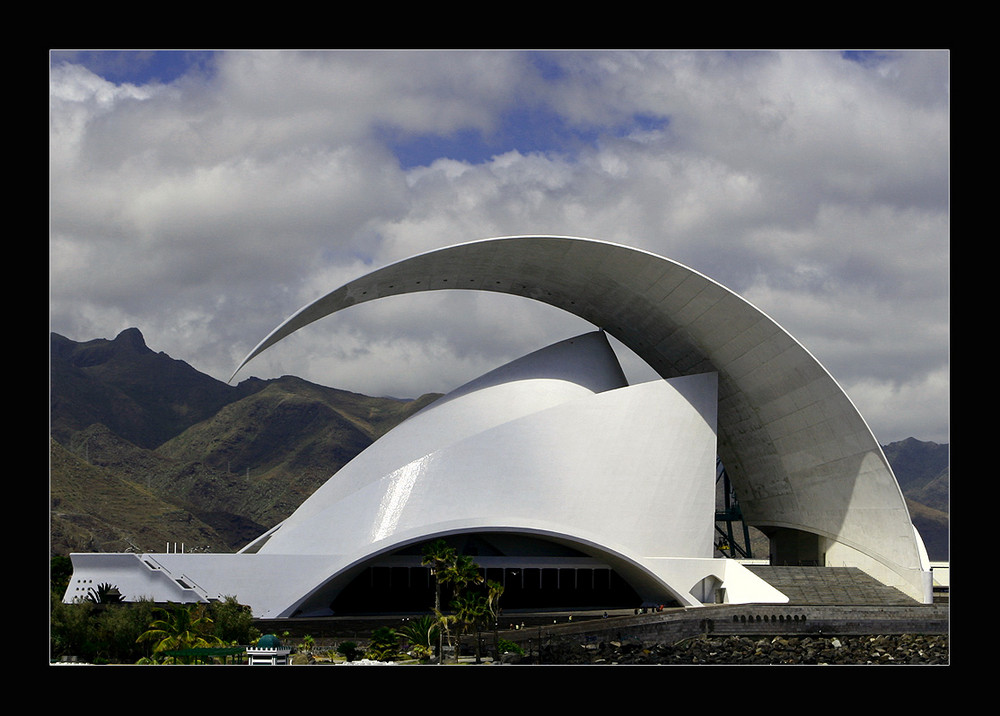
95,600 -> 156,664
51,593 -> 156,664
485,579 -> 505,659
441,553 -> 484,601
451,590 -> 489,663
421,539 -> 456,662
420,539 -> 490,663
50,555 -> 73,597
439,554 -> 483,661
136,603 -> 224,664
85,582 -> 124,604
209,596 -> 259,645
50,595 -> 97,662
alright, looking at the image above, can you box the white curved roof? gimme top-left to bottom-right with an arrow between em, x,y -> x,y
69,331 -> 786,617
258,332 -> 629,542
235,236 -> 929,602
258,330 -> 722,612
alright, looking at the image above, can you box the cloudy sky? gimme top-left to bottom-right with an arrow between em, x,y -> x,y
49,50 -> 949,444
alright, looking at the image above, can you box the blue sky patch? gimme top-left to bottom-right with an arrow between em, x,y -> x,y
51,50 -> 215,85
384,107 -> 670,169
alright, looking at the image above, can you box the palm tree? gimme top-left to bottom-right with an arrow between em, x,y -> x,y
443,554 -> 484,598
485,579 -> 505,659
136,603 -> 223,664
451,590 -> 489,663
85,582 -> 124,604
421,539 -> 456,662
436,552 -> 483,662
420,540 -> 490,663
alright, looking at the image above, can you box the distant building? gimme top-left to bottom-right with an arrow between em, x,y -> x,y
63,237 -> 932,617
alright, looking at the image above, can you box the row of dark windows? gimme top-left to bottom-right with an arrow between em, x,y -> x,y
331,565 -> 643,613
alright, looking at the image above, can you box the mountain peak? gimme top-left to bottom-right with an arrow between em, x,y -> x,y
113,327 -> 148,352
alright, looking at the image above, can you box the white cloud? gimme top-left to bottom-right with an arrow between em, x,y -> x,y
843,366 -> 950,445
49,50 -> 949,444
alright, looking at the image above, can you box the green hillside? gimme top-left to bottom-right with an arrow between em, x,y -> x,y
50,329 -> 439,553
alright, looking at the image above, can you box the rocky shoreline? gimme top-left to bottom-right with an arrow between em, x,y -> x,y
532,633 -> 949,665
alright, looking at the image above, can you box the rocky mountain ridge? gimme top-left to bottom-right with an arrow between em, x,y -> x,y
49,328 -> 949,560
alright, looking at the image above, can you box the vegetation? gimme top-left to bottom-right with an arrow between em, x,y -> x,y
85,582 -> 124,604
484,579 -> 505,658
450,591 -> 488,662
51,555 -> 72,596
497,638 -> 524,657
365,626 -> 400,661
336,641 -> 360,662
421,538 -> 454,660
51,594 -> 158,664
211,596 -> 260,646
418,539 -> 507,663
398,614 -> 439,661
50,329 -> 443,556
50,558 -> 260,664
136,603 -> 224,663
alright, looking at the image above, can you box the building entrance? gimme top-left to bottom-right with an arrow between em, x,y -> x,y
328,532 -> 653,614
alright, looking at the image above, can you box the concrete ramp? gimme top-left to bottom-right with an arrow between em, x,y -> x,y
745,566 -> 921,606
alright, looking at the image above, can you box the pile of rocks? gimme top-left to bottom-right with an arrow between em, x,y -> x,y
537,633 -> 949,665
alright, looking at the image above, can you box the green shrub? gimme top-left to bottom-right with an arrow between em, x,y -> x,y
337,641 -> 360,661
50,556 -> 73,597
497,638 -> 524,656
50,595 -> 157,664
399,615 -> 439,660
50,596 -> 97,662
365,626 -> 399,661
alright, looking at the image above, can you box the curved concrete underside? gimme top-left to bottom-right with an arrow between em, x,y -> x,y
234,235 -> 930,602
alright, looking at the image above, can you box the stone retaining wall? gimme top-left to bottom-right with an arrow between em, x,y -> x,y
535,633 -> 949,665
497,603 -> 949,651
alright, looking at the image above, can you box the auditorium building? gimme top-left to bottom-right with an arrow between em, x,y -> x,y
63,236 -> 932,617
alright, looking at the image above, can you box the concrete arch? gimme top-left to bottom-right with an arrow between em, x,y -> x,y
284,525 -> 712,617
233,235 -> 930,602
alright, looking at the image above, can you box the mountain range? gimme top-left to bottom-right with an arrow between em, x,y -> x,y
49,328 -> 949,561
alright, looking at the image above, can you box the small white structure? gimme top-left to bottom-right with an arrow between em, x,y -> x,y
247,634 -> 291,665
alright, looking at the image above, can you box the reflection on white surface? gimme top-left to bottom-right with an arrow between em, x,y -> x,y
370,457 -> 427,542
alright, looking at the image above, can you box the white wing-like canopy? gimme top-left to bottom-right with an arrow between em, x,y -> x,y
234,236 -> 930,603
65,236 -> 931,618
